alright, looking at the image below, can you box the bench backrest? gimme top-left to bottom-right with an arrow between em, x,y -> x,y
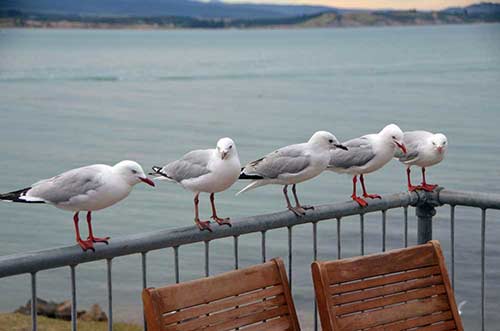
143,257 -> 300,331
311,240 -> 464,331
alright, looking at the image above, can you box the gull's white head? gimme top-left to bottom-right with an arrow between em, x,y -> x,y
113,160 -> 155,187
380,124 -> 407,154
431,133 -> 448,154
308,131 -> 348,151
216,137 -> 238,160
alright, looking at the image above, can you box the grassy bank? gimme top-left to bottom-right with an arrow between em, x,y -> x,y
0,313 -> 141,331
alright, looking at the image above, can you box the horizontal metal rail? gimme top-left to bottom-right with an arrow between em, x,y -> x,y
0,191 -> 419,278
0,188 -> 499,331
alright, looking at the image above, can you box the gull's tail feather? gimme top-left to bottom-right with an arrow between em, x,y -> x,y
236,181 -> 266,196
0,187 -> 45,203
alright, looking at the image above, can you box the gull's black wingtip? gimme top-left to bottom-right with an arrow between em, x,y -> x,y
239,173 -> 264,180
0,187 -> 44,203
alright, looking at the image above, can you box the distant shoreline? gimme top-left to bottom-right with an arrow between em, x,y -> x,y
1,8 -> 500,30
1,20 -> 499,31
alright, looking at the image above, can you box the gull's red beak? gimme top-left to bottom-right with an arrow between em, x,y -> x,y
437,146 -> 443,154
395,141 -> 407,154
140,177 -> 155,187
221,151 -> 228,160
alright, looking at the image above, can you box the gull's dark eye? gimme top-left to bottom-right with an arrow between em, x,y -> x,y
328,139 -> 333,143
229,145 -> 233,149
131,169 -> 138,174
392,135 -> 396,139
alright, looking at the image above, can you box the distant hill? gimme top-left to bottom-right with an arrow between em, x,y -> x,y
443,2 -> 500,15
0,0 -> 335,19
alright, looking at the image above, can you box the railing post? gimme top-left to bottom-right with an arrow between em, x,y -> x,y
415,190 -> 440,244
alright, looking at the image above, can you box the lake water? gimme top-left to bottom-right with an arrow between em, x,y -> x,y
0,24 -> 499,329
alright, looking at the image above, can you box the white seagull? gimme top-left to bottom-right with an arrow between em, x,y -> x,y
328,124 -> 407,207
395,131 -> 447,191
150,137 -> 240,232
0,160 -> 155,251
238,131 -> 347,216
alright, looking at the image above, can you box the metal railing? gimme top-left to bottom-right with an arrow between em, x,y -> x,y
0,188 -> 499,331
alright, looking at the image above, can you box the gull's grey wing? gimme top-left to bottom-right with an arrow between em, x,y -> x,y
329,136 -> 376,169
396,131 -> 431,162
242,144 -> 311,179
28,165 -> 105,204
160,149 -> 212,182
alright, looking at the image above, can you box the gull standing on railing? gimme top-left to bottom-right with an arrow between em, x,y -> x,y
0,160 -> 155,251
238,131 -> 347,216
395,131 -> 448,191
151,137 -> 240,232
328,123 -> 407,207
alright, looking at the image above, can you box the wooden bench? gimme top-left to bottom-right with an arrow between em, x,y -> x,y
142,257 -> 300,331
312,240 -> 464,331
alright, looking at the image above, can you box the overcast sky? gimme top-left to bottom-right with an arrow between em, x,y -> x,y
222,0 -> 500,10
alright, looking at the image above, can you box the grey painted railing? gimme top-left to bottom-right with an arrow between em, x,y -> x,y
0,188 -> 499,331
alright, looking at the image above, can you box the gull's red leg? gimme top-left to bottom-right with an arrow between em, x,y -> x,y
86,211 -> 110,244
73,212 -> 94,252
292,184 -> 314,212
351,175 -> 368,207
421,167 -> 438,191
407,167 -> 421,192
210,193 -> 231,227
360,174 -> 381,199
284,185 -> 304,216
194,193 -> 212,232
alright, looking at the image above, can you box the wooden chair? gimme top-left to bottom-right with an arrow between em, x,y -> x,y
143,257 -> 300,331
312,240 -> 464,331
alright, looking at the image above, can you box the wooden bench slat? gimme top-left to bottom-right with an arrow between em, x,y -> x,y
326,245 -> 436,283
331,275 -> 443,305
417,320 -> 457,331
335,285 -> 447,315
202,305 -> 290,331
164,295 -> 286,331
163,285 -> 284,324
337,295 -> 450,330
329,265 -> 441,295
154,261 -> 282,312
367,311 -> 454,331
239,316 -> 292,331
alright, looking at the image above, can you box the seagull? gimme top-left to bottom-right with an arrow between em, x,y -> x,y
395,131 -> 447,192
328,124 -> 407,207
0,161 -> 155,251
150,137 -> 240,232
238,131 -> 347,216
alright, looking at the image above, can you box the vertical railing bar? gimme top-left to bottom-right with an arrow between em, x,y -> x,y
70,265 -> 77,331
313,222 -> 318,331
233,236 -> 239,270
174,246 -> 180,283
337,218 -> 341,259
404,206 -> 408,248
481,208 -> 486,331
31,272 -> 37,331
261,231 -> 267,263
450,206 -> 455,289
288,226 -> 293,288
106,258 -> 113,331
205,241 -> 210,277
360,214 -> 365,256
382,210 -> 387,252
141,252 -> 147,331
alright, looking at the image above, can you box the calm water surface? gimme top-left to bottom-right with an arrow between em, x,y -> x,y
0,24 -> 499,329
